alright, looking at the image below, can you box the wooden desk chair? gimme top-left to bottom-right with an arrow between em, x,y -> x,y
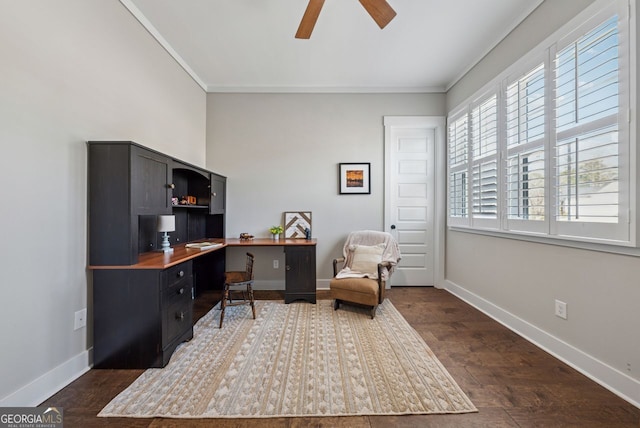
219,252 -> 256,328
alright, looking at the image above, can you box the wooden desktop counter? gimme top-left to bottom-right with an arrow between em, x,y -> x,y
90,238 -> 316,270
89,238 -> 316,369
93,237 -> 318,304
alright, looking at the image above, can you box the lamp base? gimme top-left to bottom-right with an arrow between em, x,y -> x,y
160,232 -> 173,253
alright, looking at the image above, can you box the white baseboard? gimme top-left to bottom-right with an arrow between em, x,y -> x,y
253,280 -> 331,291
252,280 -> 285,290
316,279 -> 330,290
0,350 -> 91,407
444,280 -> 640,409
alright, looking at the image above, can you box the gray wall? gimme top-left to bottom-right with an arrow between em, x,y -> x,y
206,93 -> 445,285
445,0 -> 639,403
0,0 -> 206,405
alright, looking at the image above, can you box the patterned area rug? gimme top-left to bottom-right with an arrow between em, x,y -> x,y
98,300 -> 476,418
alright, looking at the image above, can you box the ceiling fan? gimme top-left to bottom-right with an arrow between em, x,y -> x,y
295,0 -> 397,39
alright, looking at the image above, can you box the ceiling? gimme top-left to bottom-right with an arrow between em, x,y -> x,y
121,0 -> 543,93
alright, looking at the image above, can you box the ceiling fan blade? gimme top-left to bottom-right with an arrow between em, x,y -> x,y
358,0 -> 396,29
295,0 -> 325,39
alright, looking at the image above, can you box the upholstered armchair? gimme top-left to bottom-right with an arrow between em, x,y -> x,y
329,230 -> 401,319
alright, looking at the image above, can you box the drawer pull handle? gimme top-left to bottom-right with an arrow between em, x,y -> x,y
176,311 -> 185,321
286,265 -> 291,271
178,287 -> 185,295
168,183 -> 175,189
177,271 -> 184,278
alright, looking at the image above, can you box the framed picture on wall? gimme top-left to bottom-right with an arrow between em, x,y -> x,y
284,211 -> 312,238
339,163 -> 371,194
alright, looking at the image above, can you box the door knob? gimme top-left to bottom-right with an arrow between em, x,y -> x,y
391,225 -> 396,230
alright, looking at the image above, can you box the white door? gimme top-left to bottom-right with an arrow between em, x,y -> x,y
384,117 -> 444,286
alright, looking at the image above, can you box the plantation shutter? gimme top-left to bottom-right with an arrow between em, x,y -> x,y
504,62 -> 547,233
447,113 -> 469,225
470,94 -> 499,227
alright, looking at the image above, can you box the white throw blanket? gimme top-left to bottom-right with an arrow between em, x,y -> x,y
335,230 -> 401,280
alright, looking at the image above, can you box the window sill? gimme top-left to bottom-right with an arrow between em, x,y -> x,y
448,225 -> 640,257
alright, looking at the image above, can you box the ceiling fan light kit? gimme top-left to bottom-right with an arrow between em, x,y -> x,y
295,0 -> 396,39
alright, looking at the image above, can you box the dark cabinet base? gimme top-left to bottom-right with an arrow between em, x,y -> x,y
92,262 -> 194,369
284,293 -> 317,304
284,245 -> 316,304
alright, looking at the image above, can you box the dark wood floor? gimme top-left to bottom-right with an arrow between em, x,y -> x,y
41,287 -> 639,427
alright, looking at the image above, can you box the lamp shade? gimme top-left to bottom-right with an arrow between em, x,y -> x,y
157,215 -> 175,233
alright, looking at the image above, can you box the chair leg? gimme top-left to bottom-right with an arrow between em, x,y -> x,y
248,284 -> 256,319
333,299 -> 340,310
219,285 -> 229,328
370,305 -> 377,319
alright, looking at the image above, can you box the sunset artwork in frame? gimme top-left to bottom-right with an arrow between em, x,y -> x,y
339,163 -> 370,194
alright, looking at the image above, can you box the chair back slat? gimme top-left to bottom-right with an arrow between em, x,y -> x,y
246,252 -> 255,280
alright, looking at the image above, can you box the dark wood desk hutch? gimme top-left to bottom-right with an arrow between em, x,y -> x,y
88,141 -> 226,369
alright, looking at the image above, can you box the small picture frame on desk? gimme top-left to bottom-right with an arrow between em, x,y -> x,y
284,211 -> 312,238
339,163 -> 370,194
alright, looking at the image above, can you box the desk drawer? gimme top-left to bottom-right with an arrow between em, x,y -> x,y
162,293 -> 192,346
163,261 -> 192,291
164,280 -> 191,303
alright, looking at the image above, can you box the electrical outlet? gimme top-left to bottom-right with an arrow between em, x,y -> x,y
555,300 -> 567,320
273,259 -> 279,269
74,308 -> 87,330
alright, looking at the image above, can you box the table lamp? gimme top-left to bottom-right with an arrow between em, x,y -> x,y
157,215 -> 175,253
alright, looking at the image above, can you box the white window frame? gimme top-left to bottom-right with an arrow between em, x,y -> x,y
446,0 -> 636,248
503,54 -> 549,235
550,8 -> 631,243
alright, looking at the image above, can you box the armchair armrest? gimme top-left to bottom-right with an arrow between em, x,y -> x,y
377,261 -> 393,303
377,261 -> 393,279
332,257 -> 345,277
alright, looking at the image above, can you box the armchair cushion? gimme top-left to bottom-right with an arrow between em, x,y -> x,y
329,277 -> 379,307
348,244 -> 385,276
